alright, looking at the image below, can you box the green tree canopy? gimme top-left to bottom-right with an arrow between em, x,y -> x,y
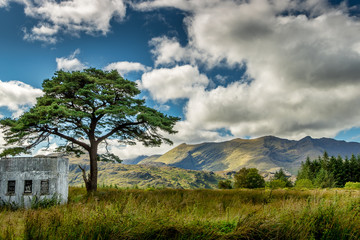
272,168 -> 293,187
295,152 -> 360,188
218,179 -> 233,189
234,168 -> 265,189
0,68 -> 180,192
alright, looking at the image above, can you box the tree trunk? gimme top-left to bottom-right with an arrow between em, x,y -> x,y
86,145 -> 98,192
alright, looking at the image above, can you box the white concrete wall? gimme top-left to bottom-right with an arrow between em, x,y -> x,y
0,157 -> 69,208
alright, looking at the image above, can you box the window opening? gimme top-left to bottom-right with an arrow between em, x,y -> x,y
24,180 -> 32,194
40,180 -> 50,195
7,181 -> 15,194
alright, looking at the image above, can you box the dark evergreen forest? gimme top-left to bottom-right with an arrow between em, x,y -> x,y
297,152 -> 360,187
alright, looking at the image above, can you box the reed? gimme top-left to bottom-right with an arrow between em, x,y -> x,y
1,187 -> 360,239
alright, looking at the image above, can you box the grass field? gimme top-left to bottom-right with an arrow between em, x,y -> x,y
1,187 -> 360,239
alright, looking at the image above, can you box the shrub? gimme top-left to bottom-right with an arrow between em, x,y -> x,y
295,179 -> 314,189
273,169 -> 293,187
234,168 -> 265,189
31,194 -> 61,209
344,182 -> 360,189
218,180 -> 233,189
267,179 -> 287,189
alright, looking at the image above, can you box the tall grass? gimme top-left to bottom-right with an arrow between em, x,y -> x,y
1,187 -> 360,239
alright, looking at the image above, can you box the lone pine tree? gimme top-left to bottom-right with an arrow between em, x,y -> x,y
0,68 -> 179,192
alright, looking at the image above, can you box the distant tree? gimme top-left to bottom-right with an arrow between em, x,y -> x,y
297,157 -> 313,181
267,179 -> 287,189
0,68 -> 179,192
234,168 -> 265,189
349,154 -> 358,182
297,153 -> 360,188
295,179 -> 314,189
218,179 -> 233,189
314,168 -> 335,188
234,168 -> 249,188
343,157 -> 351,184
272,168 -> 292,187
344,182 -> 360,189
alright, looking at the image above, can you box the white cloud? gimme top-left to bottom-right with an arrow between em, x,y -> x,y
105,140 -> 174,160
140,65 -> 209,102
14,0 -> 127,43
102,121 -> 232,159
154,104 -> 170,112
149,36 -> 215,67
0,80 -> 43,117
214,74 -> 227,84
56,49 -> 86,71
136,0 -> 360,141
0,0 -> 9,8
23,24 -> 58,44
133,0 -> 225,12
104,61 -> 151,75
34,142 -> 58,156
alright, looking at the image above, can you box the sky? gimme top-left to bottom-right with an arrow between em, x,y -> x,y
1,0 -> 360,159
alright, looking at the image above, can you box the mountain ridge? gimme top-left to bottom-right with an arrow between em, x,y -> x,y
137,136 -> 360,174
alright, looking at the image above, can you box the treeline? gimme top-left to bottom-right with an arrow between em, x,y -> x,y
219,168 -> 292,189
296,152 -> 360,188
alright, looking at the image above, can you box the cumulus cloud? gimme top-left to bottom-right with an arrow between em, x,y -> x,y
23,24 -> 58,44
56,49 -> 86,71
0,0 -> 9,8
0,80 -> 43,117
103,121 -> 232,159
140,65 -> 209,102
150,37 -> 203,66
10,0 -> 127,43
136,0 -> 360,141
104,61 -> 151,75
33,142 -> 58,156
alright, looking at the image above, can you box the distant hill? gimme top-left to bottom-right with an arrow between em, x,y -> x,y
68,156 -> 224,189
121,155 -> 150,165
138,136 -> 360,174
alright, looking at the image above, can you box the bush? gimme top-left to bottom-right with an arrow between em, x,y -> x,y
295,179 -> 314,189
344,182 -> 360,189
273,169 -> 293,187
267,179 -> 287,189
31,194 -> 61,209
218,180 -> 233,189
234,168 -> 265,189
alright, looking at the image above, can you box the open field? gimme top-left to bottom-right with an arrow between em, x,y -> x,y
1,187 -> 360,239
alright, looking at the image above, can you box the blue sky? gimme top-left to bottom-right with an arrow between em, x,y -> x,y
1,0 -> 360,158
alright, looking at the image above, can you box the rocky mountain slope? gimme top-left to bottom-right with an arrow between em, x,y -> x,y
138,136 -> 360,174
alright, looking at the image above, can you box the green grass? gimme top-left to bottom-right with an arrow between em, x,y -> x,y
1,187 -> 360,239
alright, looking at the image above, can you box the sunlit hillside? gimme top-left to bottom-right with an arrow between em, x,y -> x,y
68,155 -> 225,189
139,136 -> 360,174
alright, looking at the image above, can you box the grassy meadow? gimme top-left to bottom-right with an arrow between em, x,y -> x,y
1,187 -> 360,239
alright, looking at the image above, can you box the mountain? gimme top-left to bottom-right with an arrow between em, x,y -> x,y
68,156 -> 224,189
138,136 -> 360,174
121,155 -> 151,165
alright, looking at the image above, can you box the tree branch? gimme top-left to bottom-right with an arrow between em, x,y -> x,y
78,165 -> 89,183
96,121 -> 145,144
42,127 -> 91,151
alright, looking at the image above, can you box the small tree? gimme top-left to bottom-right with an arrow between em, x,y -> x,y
272,168 -> 293,187
0,69 -> 179,192
295,179 -> 314,189
218,179 -> 233,189
234,168 -> 265,189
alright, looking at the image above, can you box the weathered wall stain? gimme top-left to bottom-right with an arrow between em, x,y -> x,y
0,156 -> 69,207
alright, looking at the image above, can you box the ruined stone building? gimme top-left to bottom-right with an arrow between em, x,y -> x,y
0,156 -> 69,207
